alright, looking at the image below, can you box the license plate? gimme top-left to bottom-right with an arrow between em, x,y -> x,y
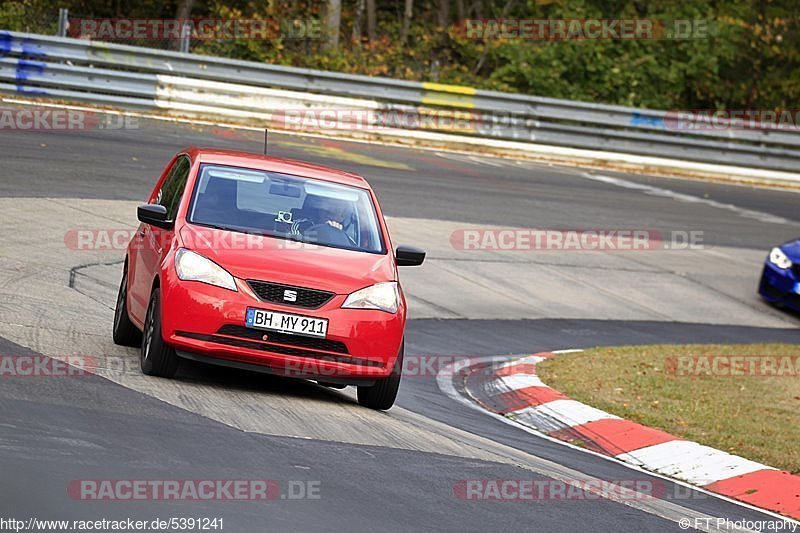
245,308 -> 328,338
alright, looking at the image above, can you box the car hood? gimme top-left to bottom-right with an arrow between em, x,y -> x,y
780,239 -> 800,261
179,224 -> 396,294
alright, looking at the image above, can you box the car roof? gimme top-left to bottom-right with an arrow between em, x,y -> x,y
183,147 -> 371,189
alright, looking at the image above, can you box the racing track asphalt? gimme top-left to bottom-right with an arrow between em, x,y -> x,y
1,109 -> 799,531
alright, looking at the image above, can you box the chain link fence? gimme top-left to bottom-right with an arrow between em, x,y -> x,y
62,10 -> 191,52
0,6 -> 60,35
53,8 -> 326,57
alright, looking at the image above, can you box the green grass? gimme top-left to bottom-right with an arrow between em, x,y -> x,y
536,344 -> 800,473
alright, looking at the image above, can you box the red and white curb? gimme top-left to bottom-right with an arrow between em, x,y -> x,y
442,350 -> 800,520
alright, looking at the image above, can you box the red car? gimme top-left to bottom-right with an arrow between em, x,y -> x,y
113,147 -> 425,410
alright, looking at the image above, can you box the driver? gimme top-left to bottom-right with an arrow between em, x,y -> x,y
305,197 -> 354,248
290,195 -> 355,247
316,197 -> 349,231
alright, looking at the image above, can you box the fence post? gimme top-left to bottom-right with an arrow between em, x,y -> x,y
57,8 -> 69,37
179,22 -> 191,53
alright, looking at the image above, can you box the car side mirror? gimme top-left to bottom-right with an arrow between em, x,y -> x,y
137,204 -> 173,230
396,245 -> 425,267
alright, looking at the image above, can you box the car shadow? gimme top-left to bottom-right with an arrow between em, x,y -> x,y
171,355 -> 357,405
760,297 -> 800,324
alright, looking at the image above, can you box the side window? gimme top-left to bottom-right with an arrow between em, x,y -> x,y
157,156 -> 191,220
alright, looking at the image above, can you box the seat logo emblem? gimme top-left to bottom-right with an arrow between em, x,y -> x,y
283,290 -> 297,302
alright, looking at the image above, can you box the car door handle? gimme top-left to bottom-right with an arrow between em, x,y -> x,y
137,229 -> 146,237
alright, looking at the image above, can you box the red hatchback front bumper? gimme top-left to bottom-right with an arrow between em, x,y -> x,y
159,270 -> 406,384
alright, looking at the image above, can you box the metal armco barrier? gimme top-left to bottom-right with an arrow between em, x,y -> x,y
1,30 -> 799,172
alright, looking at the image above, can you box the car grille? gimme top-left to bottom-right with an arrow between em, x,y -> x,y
175,331 -> 381,367
793,264 -> 800,279
217,325 -> 348,354
246,280 -> 335,309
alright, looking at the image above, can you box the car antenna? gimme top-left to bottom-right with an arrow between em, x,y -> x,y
263,129 -> 268,155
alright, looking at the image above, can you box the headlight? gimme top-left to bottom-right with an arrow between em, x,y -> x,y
769,247 -> 793,270
175,248 -> 237,291
342,282 -> 399,313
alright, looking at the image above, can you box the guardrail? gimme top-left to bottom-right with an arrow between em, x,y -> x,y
1,30 -> 799,172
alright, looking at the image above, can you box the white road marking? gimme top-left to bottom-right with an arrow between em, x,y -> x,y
498,354 -> 549,366
434,151 -> 508,166
582,173 -> 793,225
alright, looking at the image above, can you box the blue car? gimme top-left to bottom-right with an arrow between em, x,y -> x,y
759,239 -> 800,311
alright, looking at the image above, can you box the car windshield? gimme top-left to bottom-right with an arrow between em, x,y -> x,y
188,164 -> 385,254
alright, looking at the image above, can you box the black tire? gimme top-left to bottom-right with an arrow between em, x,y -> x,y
357,341 -> 403,410
112,264 -> 142,347
140,288 -> 180,378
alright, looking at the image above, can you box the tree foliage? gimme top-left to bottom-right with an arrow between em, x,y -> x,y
1,0 -> 797,110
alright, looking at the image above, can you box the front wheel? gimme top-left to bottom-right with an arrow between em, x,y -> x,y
140,288 -> 180,378
112,264 -> 142,346
357,341 -> 403,410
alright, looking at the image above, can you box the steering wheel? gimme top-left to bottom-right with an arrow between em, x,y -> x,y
307,222 -> 358,248
291,218 -> 315,236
